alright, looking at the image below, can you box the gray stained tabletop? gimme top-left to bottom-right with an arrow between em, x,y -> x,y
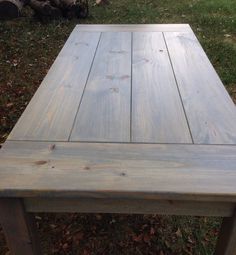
1,24 -> 236,201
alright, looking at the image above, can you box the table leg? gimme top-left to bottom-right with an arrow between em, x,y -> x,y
0,198 -> 41,255
215,210 -> 236,255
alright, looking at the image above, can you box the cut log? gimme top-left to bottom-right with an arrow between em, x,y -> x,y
29,0 -> 62,19
78,0 -> 88,18
95,0 -> 109,5
50,0 -> 88,19
0,0 -> 24,19
51,0 -> 77,18
0,0 -> 88,20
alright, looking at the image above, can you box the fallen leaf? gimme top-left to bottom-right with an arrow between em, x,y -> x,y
175,228 -> 182,238
143,234 -> 151,243
6,102 -> 14,107
132,234 -> 142,242
150,227 -> 155,235
96,0 -> 108,5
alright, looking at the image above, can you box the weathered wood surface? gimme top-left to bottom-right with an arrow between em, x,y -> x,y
1,141 -> 236,202
24,198 -> 235,217
6,25 -> 236,144
132,32 -> 191,143
164,32 -> 236,145
75,24 -> 192,32
215,209 -> 236,255
9,28 -> 101,141
70,32 -> 131,142
1,24 -> 236,255
0,198 -> 40,255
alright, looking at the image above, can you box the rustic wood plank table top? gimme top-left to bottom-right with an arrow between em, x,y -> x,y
0,24 -> 236,255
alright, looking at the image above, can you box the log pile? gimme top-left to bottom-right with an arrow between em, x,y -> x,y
0,0 -> 26,19
0,0 -> 88,20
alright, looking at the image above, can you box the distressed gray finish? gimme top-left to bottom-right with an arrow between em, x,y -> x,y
164,32 -> 236,144
0,199 -> 40,255
24,198 -> 235,217
70,32 -> 131,142
7,25 -> 236,144
1,24 -> 236,255
132,32 -> 191,143
9,29 -> 101,141
215,209 -> 236,255
1,141 -> 236,202
74,24 -> 192,32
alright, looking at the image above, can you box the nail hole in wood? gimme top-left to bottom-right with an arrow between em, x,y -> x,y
49,144 -> 56,151
110,88 -> 119,93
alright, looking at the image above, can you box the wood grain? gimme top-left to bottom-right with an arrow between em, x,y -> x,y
70,32 -> 131,142
132,32 -> 192,143
164,32 -> 236,145
215,209 -> 236,255
0,198 -> 40,255
0,141 -> 236,202
2,24 -> 236,255
8,28 -> 101,141
24,198 -> 235,217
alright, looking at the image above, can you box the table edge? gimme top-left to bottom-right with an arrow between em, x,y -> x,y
75,24 -> 192,32
1,141 -> 236,202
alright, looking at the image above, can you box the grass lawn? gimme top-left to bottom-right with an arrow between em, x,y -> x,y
0,0 -> 235,254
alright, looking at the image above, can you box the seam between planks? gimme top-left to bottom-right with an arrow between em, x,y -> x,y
130,32 -> 133,142
68,32 -> 102,141
5,139 -> 236,146
162,32 -> 194,144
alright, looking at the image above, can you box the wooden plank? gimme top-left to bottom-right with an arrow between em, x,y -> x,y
0,198 -> 40,255
132,32 -> 192,143
0,141 -> 236,202
8,28 -> 101,141
164,32 -> 236,145
76,24 -> 192,32
24,198 -> 235,217
215,209 -> 236,255
70,32 -> 131,142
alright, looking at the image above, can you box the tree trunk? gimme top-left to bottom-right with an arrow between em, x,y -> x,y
0,0 -> 24,19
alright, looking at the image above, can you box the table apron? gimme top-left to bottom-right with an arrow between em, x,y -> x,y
24,198 -> 236,217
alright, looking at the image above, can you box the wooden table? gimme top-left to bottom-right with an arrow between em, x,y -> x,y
0,24 -> 236,255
